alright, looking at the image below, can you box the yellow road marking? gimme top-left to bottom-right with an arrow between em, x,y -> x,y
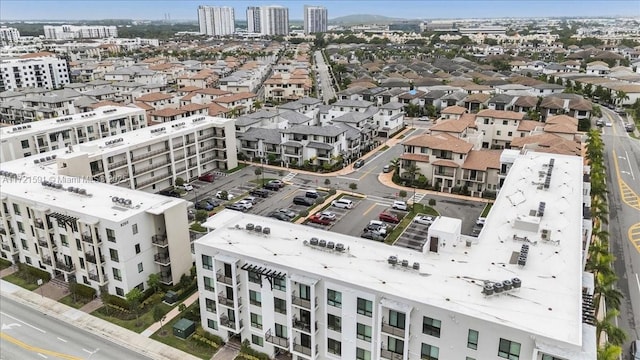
358,167 -> 374,180
0,332 -> 83,360
604,111 -> 618,136
629,223 -> 640,251
362,203 -> 381,217
282,188 -> 300,200
612,150 -> 640,212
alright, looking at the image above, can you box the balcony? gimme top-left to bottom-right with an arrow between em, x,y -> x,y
265,330 -> 289,348
137,173 -> 170,188
434,170 -> 455,177
292,319 -> 314,333
462,172 -> 485,182
82,232 -> 94,243
381,323 -> 406,338
37,238 -> 48,247
201,156 -> 216,164
131,148 -> 168,162
158,272 -> 172,285
85,252 -> 96,263
34,219 -> 44,229
174,152 -> 186,161
220,316 -> 243,332
41,256 -> 52,265
380,348 -> 404,360
133,160 -> 168,175
284,151 -> 302,156
172,142 -> 184,148
199,132 -> 215,140
109,159 -> 128,169
154,253 -> 171,266
291,295 -> 315,309
151,234 -> 168,247
217,292 -> 240,307
88,271 -> 100,281
1,243 -> 11,251
109,174 -> 130,184
55,261 -> 75,273
216,270 -> 234,286
293,343 -> 312,356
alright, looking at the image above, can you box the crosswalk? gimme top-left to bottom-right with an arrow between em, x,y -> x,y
409,192 -> 426,204
282,172 -> 297,182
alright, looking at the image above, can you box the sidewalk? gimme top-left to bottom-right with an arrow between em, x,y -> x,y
141,291 -> 200,337
377,172 -> 492,204
0,280 -> 201,360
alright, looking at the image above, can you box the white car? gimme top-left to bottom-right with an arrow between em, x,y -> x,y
414,215 -> 434,225
243,196 -> 257,205
215,191 -> 234,200
181,183 -> 194,191
476,217 -> 486,226
319,211 -> 337,220
392,200 -> 408,211
605,121 -> 613,127
235,200 -> 253,210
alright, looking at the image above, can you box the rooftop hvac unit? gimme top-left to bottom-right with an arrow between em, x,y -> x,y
413,262 -> 420,270
254,225 -> 262,233
112,197 -> 119,203
335,243 -> 345,252
318,239 -> 327,247
40,158 -> 46,163
511,277 -> 522,288
326,241 -> 335,250
34,159 -> 40,164
46,156 -> 52,161
401,259 -> 409,267
79,189 -> 87,195
68,187 -> 76,192
310,237 -> 319,246
125,199 -> 131,205
51,155 -> 57,159
262,227 -> 270,235
483,283 -> 494,295
246,223 -> 254,231
387,256 -> 398,265
503,279 -> 513,290
74,188 -> 81,193
55,184 -> 62,189
494,282 -> 504,293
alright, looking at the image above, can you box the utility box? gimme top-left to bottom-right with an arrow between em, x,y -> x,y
164,291 -> 178,305
173,318 -> 195,339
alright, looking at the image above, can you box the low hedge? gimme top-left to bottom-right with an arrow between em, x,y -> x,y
104,294 -> 130,310
69,282 -> 96,299
18,263 -> 51,281
192,334 -> 220,350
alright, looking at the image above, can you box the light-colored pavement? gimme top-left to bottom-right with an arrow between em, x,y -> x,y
1,280 -> 201,360
141,291 -> 200,337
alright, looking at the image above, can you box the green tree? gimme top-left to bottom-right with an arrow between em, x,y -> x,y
324,178 -> 331,186
254,167 -> 262,184
174,177 -> 185,187
195,210 -> 208,223
591,104 -> 602,118
349,183 -> 358,190
152,304 -> 165,322
614,90 -> 629,106
125,288 -> 143,326
597,344 -> 622,360
404,103 -> 420,117
596,309 -> 626,345
147,273 -> 161,294
398,190 -> 407,199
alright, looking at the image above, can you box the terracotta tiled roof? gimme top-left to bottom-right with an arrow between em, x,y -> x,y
403,133 -> 473,154
464,93 -> 491,103
431,118 -> 472,133
399,153 -> 430,163
476,109 -> 524,120
180,103 -> 209,111
514,96 -> 538,108
150,108 -> 185,117
539,97 -> 565,109
19,51 -> 56,59
568,98 -> 592,111
195,88 -> 231,96
517,120 -> 543,132
136,93 -> 174,102
546,114 -> 578,126
88,100 -> 122,109
214,92 -> 256,104
208,103 -> 232,116
441,105 -> 467,115
134,102 -> 155,111
460,113 -> 477,128
462,150 -> 502,171
431,159 -> 460,168
510,133 -> 581,156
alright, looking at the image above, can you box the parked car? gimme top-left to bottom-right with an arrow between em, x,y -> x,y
235,200 -> 253,210
195,201 -> 214,211
277,208 -> 297,219
361,231 -> 384,241
308,215 -> 332,225
159,189 -> 180,198
392,201 -> 408,211
414,215 -> 434,225
631,339 -> 640,360
293,196 -> 314,206
383,164 -> 392,173
319,211 -> 336,221
206,198 -> 222,208
366,220 -> 388,235
596,119 -> 604,127
198,173 -> 215,182
243,196 -> 257,205
264,182 -> 281,191
625,123 -> 635,132
215,191 -> 234,200
305,190 -> 319,199
268,212 -> 290,221
225,203 -> 246,212
353,159 -> 365,168
250,188 -> 270,198
605,120 -> 613,127
332,198 -> 354,209
476,217 -> 486,226
268,180 -> 285,188
379,212 -> 400,224
180,183 -> 194,191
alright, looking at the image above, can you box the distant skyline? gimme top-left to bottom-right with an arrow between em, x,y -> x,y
1,0 -> 638,21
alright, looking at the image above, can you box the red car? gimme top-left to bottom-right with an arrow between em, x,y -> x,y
379,212 -> 399,224
309,215 -> 332,225
198,173 -> 215,182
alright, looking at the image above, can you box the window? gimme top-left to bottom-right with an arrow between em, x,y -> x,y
274,297 -> 287,314
60,234 -> 68,247
327,289 -> 342,308
202,255 -> 213,270
498,338 -> 521,360
327,338 -> 341,356
21,140 -> 29,149
112,268 -> 122,281
421,343 -> 439,360
205,298 -> 216,312
21,239 -> 28,250
17,222 -> 24,233
106,228 -> 116,242
12,203 -> 21,215
327,314 -> 341,332
356,348 -> 371,360
466,358 -> 476,360
541,355 -> 565,360
496,130 -> 502,135
422,317 -> 441,337
250,313 -> 262,329
131,224 -> 138,235
357,323 -> 371,342
508,131 -> 513,137
357,298 -> 372,317
203,276 -> 214,291
207,319 -> 217,330
135,244 -> 141,254
503,120 -> 508,125
109,248 -> 119,262
248,270 -> 260,284
251,335 -> 263,347
389,310 -> 405,329
388,338 -> 404,354
273,277 -> 286,290
115,287 -> 124,296
249,290 -> 261,306
137,262 -> 143,273
467,329 -> 479,350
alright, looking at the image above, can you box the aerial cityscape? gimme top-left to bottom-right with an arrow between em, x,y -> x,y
0,1 -> 639,360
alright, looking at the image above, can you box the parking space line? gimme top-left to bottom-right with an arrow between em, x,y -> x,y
282,188 -> 300,200
362,203 -> 382,217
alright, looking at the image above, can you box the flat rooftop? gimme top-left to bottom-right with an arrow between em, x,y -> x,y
199,151 -> 585,346
0,106 -> 144,139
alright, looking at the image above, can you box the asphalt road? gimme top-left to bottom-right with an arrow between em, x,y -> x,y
0,295 -> 151,360
601,107 -> 640,352
313,50 -> 336,103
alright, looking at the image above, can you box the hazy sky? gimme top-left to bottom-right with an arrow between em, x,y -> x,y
1,0 -> 638,21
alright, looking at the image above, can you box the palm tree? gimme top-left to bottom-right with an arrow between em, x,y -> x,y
597,344 -> 622,360
594,271 -> 623,311
614,90 -> 629,106
596,309 -> 626,345
389,158 -> 400,176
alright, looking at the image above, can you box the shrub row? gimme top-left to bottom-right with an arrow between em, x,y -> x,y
18,263 -> 51,281
69,282 -> 96,299
104,293 -> 130,310
192,334 -> 220,350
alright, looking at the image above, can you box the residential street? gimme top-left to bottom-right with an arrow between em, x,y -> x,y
313,50 -> 336,103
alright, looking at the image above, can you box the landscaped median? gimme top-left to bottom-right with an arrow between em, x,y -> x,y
294,189 -> 365,224
385,203 -> 439,245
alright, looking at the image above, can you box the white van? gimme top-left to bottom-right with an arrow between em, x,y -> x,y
392,200 -> 408,211
332,198 -> 354,209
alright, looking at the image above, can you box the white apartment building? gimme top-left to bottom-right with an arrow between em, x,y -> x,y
52,115 -> 237,193
195,151 -> 595,360
43,25 -> 118,40
246,6 -> 262,34
0,27 -> 20,46
303,5 -> 328,35
260,6 -> 290,36
0,106 -> 146,162
198,6 -> 236,36
0,54 -> 70,91
0,165 -> 192,295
